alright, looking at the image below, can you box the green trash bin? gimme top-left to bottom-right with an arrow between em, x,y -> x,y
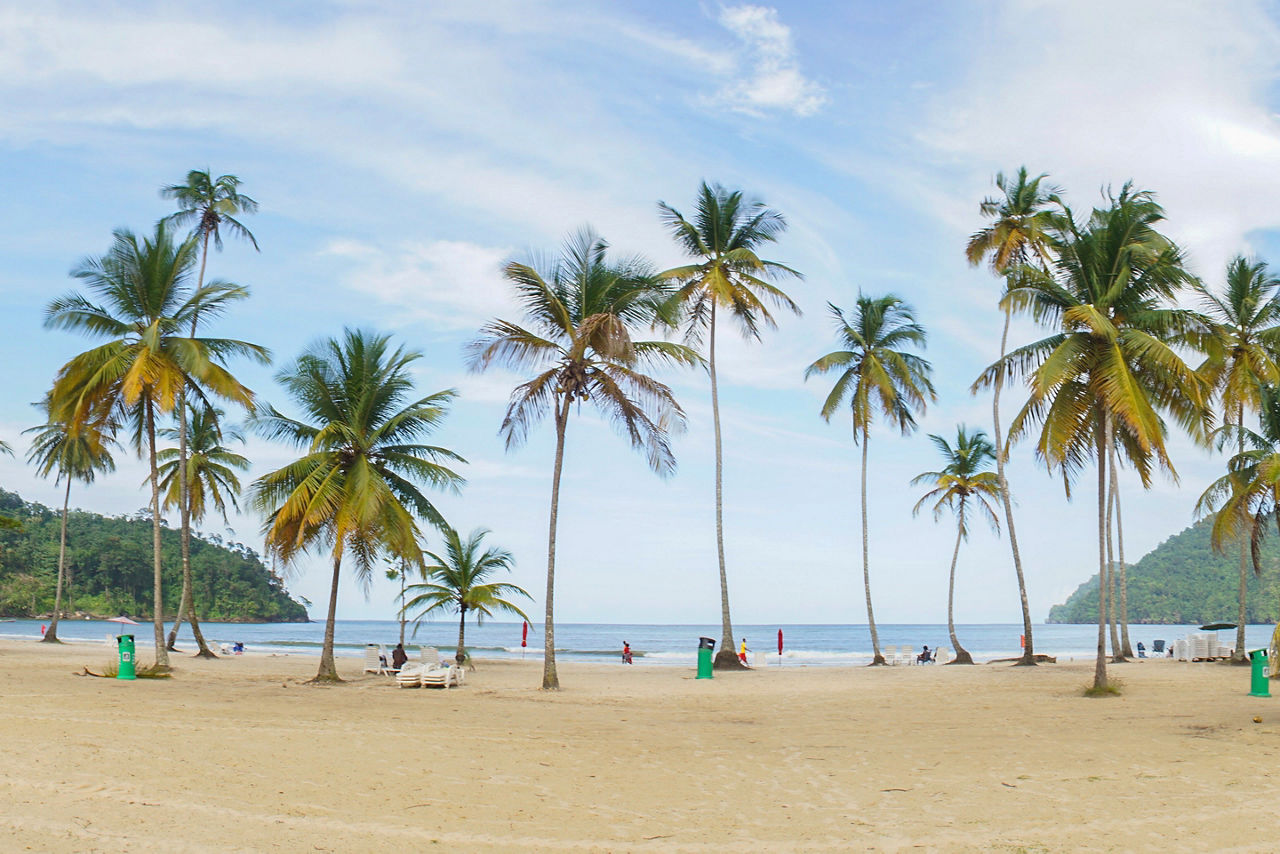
116,634 -> 136,681
1250,648 -> 1270,698
697,637 -> 715,680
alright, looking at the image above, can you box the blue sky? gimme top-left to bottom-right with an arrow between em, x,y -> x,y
4,1 -> 1280,628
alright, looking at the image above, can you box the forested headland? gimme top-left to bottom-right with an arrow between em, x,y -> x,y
0,488 -> 307,622
1048,518 -> 1280,625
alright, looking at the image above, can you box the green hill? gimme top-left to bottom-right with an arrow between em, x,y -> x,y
0,488 -> 308,622
1048,517 -> 1280,624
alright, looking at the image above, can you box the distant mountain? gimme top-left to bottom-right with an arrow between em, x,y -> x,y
1048,517 -> 1280,624
0,487 -> 308,622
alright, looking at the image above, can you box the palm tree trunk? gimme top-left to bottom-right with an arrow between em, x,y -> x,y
314,550 -> 343,682
1105,458 -> 1124,663
1110,444 -> 1133,658
947,519 -> 973,664
456,604 -> 467,667
708,302 -> 742,670
399,568 -> 407,648
1237,403 -> 1250,663
170,232 -> 212,655
42,478 -> 72,644
993,307 -> 1035,665
1092,427 -> 1109,691
145,399 -> 171,671
542,396 -> 570,690
861,425 -> 885,665
176,395 -> 215,658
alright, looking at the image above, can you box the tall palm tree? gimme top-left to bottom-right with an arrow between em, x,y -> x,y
46,221 -> 266,668
24,405 -> 116,642
402,527 -> 531,667
805,296 -> 935,665
249,329 -> 465,683
965,166 -> 1060,666
469,228 -> 699,689
0,442 -> 16,532
977,184 -> 1209,691
161,170 -> 260,657
911,426 -> 1001,665
1196,256 -> 1280,662
657,182 -> 800,669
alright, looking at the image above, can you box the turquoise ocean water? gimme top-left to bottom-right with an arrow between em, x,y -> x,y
0,619 -> 1272,666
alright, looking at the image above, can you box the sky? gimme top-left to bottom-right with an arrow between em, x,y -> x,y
4,1 -> 1280,628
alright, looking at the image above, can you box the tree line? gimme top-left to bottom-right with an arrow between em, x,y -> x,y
6,166 -> 1275,693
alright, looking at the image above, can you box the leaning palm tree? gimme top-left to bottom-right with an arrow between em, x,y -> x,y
0,442 -> 16,532
161,170 -> 260,657
24,404 -> 116,642
1197,383 -> 1280,666
805,296 -> 935,665
965,166 -> 1060,666
156,403 -> 250,652
1195,256 -> 1280,662
46,221 -> 266,668
469,228 -> 699,689
911,427 -> 1001,665
249,329 -> 465,683
402,527 -> 531,667
658,182 -> 800,669
386,562 -> 410,647
977,184 -> 1210,691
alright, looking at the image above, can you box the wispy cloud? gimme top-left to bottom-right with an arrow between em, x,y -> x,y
711,5 -> 827,117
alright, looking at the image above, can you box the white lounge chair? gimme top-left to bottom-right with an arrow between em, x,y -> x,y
420,646 -> 440,666
419,663 -> 459,689
364,644 -> 391,675
882,645 -> 897,665
396,663 -> 423,688
935,646 -> 951,665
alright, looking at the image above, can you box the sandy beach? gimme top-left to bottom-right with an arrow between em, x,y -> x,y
0,640 -> 1276,852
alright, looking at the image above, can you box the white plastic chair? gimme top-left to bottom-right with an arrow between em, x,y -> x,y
882,645 -> 897,665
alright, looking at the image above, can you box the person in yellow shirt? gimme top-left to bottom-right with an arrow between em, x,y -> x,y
738,638 -> 748,665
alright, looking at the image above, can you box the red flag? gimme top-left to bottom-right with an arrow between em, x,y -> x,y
777,629 -> 784,656
521,621 -> 528,648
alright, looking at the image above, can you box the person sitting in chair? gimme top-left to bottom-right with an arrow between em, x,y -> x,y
1136,642 -> 1147,658
917,645 -> 933,664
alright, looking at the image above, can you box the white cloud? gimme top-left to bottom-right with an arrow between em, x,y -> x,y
323,238 -> 515,331
712,5 -> 827,117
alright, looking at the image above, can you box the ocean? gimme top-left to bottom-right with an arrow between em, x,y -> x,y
1,619 -> 1273,665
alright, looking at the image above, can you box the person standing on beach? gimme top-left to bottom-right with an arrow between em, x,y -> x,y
622,641 -> 633,664
391,643 -> 407,670
739,638 -> 749,665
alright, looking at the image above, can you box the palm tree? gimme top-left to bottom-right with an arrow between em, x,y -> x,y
156,403 -> 250,653
249,329 -> 465,683
161,170 -> 260,657
1195,256 -> 1280,662
0,442 -> 17,532
469,228 -> 699,689
657,182 -> 800,669
162,170 -> 259,292
977,184 -> 1209,691
386,562 -> 409,647
46,222 -> 266,669
1197,383 -> 1280,663
965,166 -> 1060,666
24,405 -> 116,642
911,426 -> 1001,665
805,296 -> 935,665
402,527 -> 531,667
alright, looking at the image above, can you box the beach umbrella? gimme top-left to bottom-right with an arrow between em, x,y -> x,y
521,621 -> 528,659
777,628 -> 784,662
107,616 -> 139,626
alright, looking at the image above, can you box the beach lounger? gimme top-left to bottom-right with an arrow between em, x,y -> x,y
419,663 -> 460,689
396,663 -> 423,688
935,646 -> 951,665
420,646 -> 441,666
1152,639 -> 1166,655
364,644 -> 391,675
882,645 -> 897,665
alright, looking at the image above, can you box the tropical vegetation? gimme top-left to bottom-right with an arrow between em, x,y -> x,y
402,527 -> 530,666
249,329 -> 465,683
469,228 -> 698,689
658,182 -> 800,669
805,296 -> 934,665
911,426 -> 1001,665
